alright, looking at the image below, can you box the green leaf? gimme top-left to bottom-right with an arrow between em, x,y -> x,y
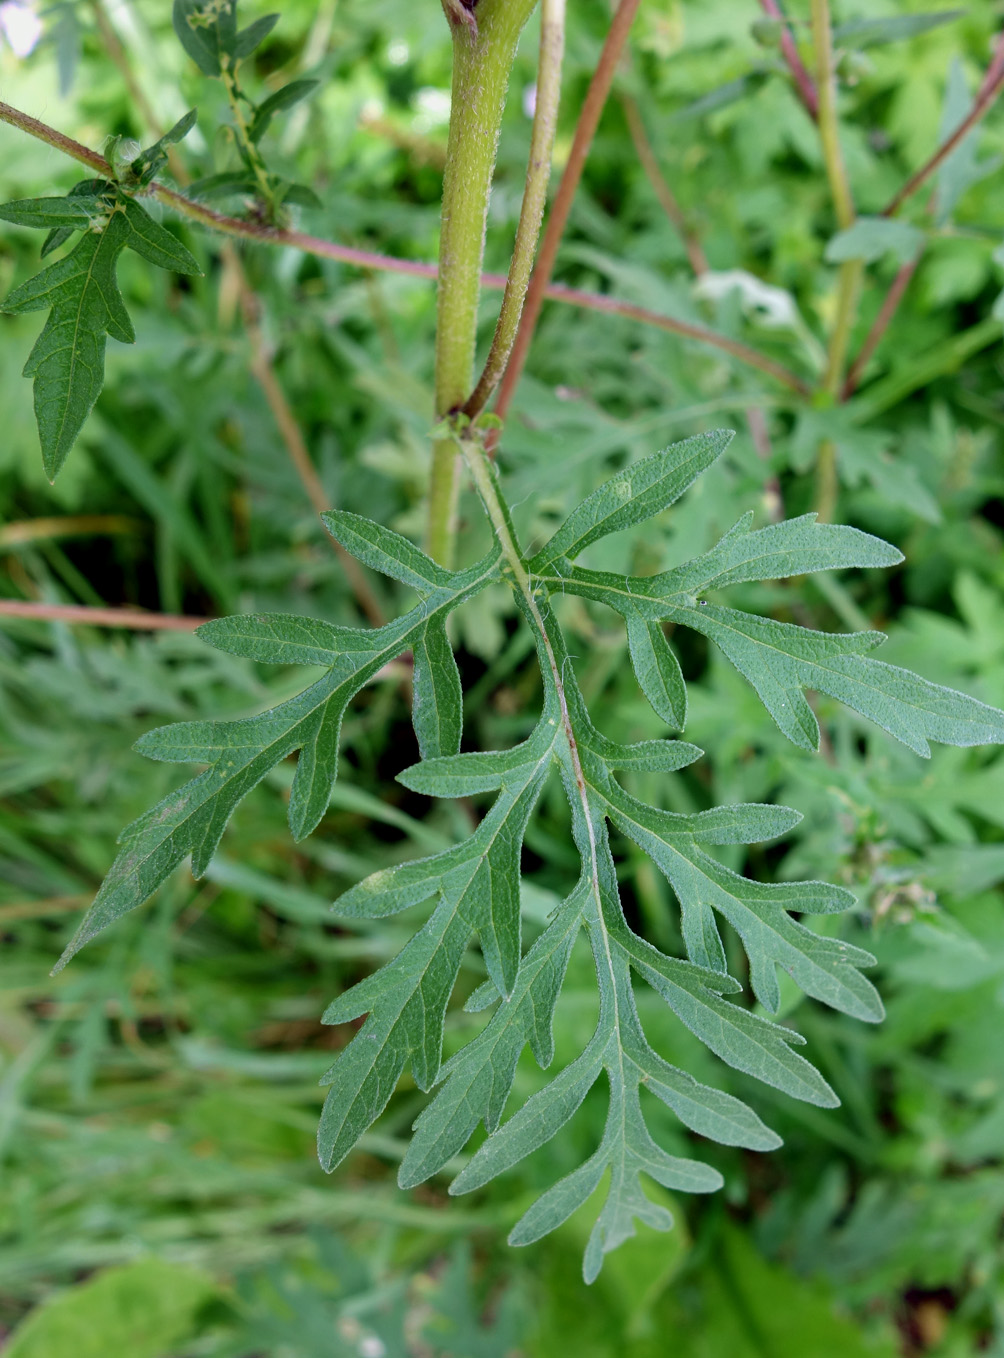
412,617 -> 463,759
172,0 -> 235,74
278,181 -> 324,209
0,191 -> 110,230
318,716 -> 558,1169
670,74 -> 768,123
249,79 -> 319,144
625,616 -> 687,730
1,187 -> 199,479
825,217 -> 925,266
529,431 -> 732,570
4,1259 -> 217,1358
323,510 -> 453,591
604,785 -> 881,1021
832,10 -> 964,49
188,170 -> 260,200
543,510 -> 1004,756
120,198 -> 200,274
128,108 -> 198,186
935,58 -> 1002,226
398,887 -> 584,1188
76,428 -> 1004,1281
234,12 -> 279,59
54,550 -> 500,973
677,606 -> 1004,756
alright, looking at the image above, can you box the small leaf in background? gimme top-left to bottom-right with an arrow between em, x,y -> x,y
0,186 -> 200,478
4,1258 -> 218,1358
248,79 -> 319,144
832,10 -> 963,50
825,217 -> 925,266
233,11 -> 279,60
171,0 -> 235,75
791,409 -> 942,521
128,108 -> 198,187
935,58 -> 1002,225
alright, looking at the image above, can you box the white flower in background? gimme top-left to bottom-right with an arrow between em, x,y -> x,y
694,268 -> 826,372
413,87 -> 451,131
523,82 -> 537,118
0,0 -> 42,57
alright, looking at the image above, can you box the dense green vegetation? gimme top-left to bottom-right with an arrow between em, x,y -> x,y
2,0 -> 1004,1352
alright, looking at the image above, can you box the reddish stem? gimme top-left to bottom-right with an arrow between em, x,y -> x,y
0,601 -> 204,629
757,0 -> 819,119
490,0 -> 644,434
841,258 -> 918,398
0,96 -> 806,396
882,32 -> 1004,218
543,282 -> 809,394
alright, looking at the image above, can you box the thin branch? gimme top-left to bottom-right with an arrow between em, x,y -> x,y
883,32 -> 1004,219
619,94 -> 708,276
0,515 -> 138,547
236,273 -> 386,626
490,0 -> 644,431
841,257 -> 918,398
542,282 -> 810,394
0,601 -> 205,629
464,0 -> 566,419
844,29 -> 1004,393
757,0 -> 819,120
0,100 -> 110,174
67,15 -> 385,627
0,895 -> 89,924
0,98 -> 807,394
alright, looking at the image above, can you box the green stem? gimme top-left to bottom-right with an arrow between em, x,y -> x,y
464,0 -> 566,420
219,56 -> 276,217
461,432 -> 597,882
811,0 -> 859,520
810,0 -> 854,233
428,0 -> 539,566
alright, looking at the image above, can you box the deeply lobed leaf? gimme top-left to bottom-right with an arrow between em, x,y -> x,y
1,184 -> 200,478
58,430 -> 1004,1279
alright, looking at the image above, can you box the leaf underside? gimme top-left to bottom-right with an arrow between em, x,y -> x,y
54,432 -> 1004,1280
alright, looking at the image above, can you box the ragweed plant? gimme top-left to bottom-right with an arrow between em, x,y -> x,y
2,0 -> 1003,1283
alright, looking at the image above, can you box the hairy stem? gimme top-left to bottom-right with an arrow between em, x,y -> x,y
428,0 -> 539,566
464,0 -> 566,420
491,0 -> 643,433
219,57 -> 276,215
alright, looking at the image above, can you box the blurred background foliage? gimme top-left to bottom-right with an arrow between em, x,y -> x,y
1,0 -> 1004,1353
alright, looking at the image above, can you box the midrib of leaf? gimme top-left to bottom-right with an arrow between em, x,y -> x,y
462,439 -> 632,1197
46,222 -> 123,464
597,783 -> 875,1019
